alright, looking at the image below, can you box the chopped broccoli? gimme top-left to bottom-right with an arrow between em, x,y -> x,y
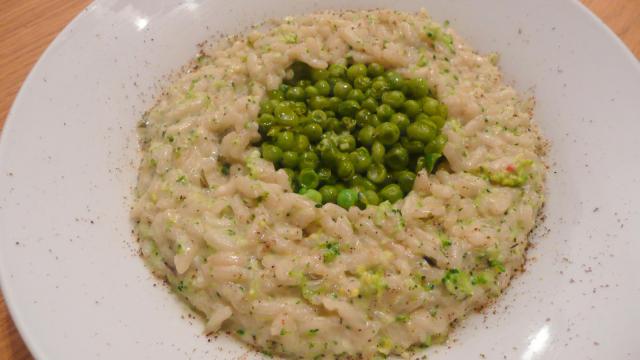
442,269 -> 473,299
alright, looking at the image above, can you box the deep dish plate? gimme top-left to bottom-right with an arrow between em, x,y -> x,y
1,1 -> 639,359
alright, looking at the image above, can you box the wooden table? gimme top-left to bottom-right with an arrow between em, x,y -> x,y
0,0 -> 638,358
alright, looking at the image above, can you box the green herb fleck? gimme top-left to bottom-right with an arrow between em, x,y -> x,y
176,175 -> 187,184
176,281 -> 187,292
221,162 -> 231,176
439,232 -> 452,249
283,33 -> 298,44
322,242 -> 340,263
442,268 -> 473,299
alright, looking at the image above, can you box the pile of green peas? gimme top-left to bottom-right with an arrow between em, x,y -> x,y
257,61 -> 448,209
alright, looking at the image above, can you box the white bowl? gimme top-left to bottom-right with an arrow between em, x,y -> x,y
1,1 -> 639,359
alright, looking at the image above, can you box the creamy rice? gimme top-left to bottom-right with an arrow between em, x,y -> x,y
132,9 -> 546,359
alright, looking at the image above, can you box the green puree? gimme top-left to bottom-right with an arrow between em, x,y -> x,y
257,61 -> 449,208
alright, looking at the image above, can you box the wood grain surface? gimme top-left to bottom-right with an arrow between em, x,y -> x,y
0,1 -> 638,359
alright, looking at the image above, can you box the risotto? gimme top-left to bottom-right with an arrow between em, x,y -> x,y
132,9 -> 546,359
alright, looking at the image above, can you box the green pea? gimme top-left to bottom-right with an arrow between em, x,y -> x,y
414,113 -> 432,124
292,101 -> 307,116
350,174 -> 376,191
407,120 -> 436,143
379,184 -> 403,203
261,143 -> 283,163
295,134 -> 310,152
303,123 -> 323,142
319,185 -> 339,204
389,113 -> 410,133
334,150 -> 348,163
422,97 -> 440,115
278,84 -> 289,93
350,148 -> 372,174
367,163 -> 387,184
305,86 -> 319,98
308,96 -> 328,110
268,89 -> 285,101
371,80 -> 389,99
415,156 -> 427,172
376,103 -> 395,121
367,63 -> 385,77
299,115 -> 312,127
347,89 -> 366,102
333,81 -> 352,99
269,98 -> 282,109
403,100 -> 422,118
299,151 -> 319,169
337,188 -> 358,209
430,115 -> 446,129
318,139 -> 339,167
367,113 -> 381,127
408,78 -> 429,98
357,126 -> 375,146
286,86 -> 306,101
276,130 -> 296,150
381,90 -> 406,109
401,137 -> 425,155
328,64 -> 347,79
359,189 -> 380,207
423,152 -> 442,173
337,100 -> 360,117
361,97 -> 378,112
438,103 -> 448,118
394,170 -> 416,193
376,122 -> 400,145
258,113 -> 275,133
325,110 -> 336,118
328,97 -> 342,112
336,158 -> 355,179
354,76 -> 372,91
425,134 -> 447,154
355,109 -> 372,126
311,68 -> 329,82
298,168 -> 320,189
385,71 -> 403,90
309,109 -> 328,126
384,145 -> 409,170
342,116 -> 357,132
318,168 -> 334,184
315,80 -> 331,96
327,77 -> 339,89
265,126 -> 282,140
283,168 -> 296,184
274,103 -> 299,126
337,133 -> 356,152
371,141 -> 386,164
302,189 -> 323,204
281,151 -> 299,168
347,63 -> 368,81
297,80 -> 312,88
260,100 -> 275,114
327,117 -> 344,132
